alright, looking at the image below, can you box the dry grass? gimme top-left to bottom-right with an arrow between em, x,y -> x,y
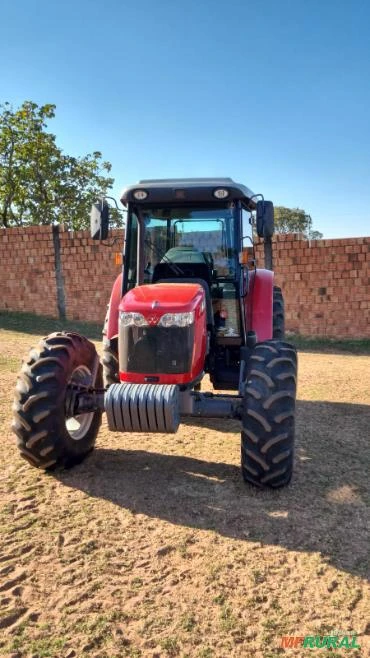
0,317 -> 369,657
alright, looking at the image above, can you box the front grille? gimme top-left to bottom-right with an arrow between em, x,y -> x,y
119,325 -> 194,374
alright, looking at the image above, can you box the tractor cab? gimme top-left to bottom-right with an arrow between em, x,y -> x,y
115,178 -> 274,389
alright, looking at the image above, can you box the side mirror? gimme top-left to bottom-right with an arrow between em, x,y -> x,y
90,199 -> 109,240
256,200 -> 274,239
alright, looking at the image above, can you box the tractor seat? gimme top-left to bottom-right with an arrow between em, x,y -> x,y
153,277 -> 214,328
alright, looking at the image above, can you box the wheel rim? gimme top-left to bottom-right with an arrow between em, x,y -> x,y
66,365 -> 95,441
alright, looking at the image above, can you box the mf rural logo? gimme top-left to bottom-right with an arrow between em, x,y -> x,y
280,633 -> 361,649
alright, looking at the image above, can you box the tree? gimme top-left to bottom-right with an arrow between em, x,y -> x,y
274,206 -> 323,239
0,101 -> 120,230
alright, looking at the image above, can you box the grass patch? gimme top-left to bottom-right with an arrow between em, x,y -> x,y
181,612 -> 197,632
289,333 -> 370,355
213,592 -> 227,606
0,310 -> 102,340
160,636 -> 180,656
131,577 -> 144,590
219,605 -> 237,632
8,633 -> 66,657
198,649 -> 213,658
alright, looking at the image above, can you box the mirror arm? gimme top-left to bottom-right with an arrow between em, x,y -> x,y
104,196 -> 127,214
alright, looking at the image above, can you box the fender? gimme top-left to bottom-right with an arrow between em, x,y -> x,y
105,272 -> 123,340
246,268 -> 274,342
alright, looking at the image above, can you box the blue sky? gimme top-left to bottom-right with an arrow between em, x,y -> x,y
1,0 -> 370,238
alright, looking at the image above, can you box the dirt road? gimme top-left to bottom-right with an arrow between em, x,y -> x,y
0,325 -> 369,657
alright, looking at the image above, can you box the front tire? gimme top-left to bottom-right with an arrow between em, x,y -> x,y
241,340 -> 297,488
12,332 -> 102,469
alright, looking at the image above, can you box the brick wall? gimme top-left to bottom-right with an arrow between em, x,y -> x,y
255,234 -> 369,337
58,228 -> 121,322
0,226 -> 58,318
0,226 -> 369,338
0,226 -> 121,324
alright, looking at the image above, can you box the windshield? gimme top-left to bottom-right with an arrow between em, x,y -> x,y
125,205 -> 238,289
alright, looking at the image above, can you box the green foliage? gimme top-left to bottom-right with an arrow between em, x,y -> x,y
274,206 -> 323,239
0,100 -> 119,230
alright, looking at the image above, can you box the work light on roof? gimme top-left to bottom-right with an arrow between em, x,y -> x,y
213,188 -> 229,199
133,189 -> 148,200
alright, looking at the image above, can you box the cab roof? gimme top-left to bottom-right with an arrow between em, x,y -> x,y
120,177 -> 256,208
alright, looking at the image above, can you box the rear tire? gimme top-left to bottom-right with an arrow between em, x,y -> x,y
241,340 -> 297,488
273,286 -> 285,339
102,337 -> 119,387
12,332 -> 102,470
102,309 -> 119,387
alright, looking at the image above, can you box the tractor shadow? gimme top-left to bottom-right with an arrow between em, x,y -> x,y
58,399 -> 370,579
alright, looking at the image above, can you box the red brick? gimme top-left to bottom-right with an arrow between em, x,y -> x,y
1,227 -> 369,338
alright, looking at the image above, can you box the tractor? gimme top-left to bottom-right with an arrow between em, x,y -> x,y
13,178 -> 297,488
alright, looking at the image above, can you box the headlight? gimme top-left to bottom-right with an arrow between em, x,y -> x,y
133,189 -> 148,200
120,312 -> 148,326
158,312 -> 194,327
213,188 -> 229,199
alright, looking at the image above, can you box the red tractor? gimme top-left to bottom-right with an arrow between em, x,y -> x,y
13,178 -> 297,488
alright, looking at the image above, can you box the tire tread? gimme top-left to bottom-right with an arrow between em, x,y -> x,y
241,339 -> 297,488
12,332 -> 102,470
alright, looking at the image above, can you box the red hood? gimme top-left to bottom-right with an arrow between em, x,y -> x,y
119,283 -> 204,314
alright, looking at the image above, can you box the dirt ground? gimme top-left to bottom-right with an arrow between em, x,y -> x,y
0,324 -> 369,658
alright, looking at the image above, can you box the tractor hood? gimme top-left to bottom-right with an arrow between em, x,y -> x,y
118,282 -> 207,386
119,283 -> 204,315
